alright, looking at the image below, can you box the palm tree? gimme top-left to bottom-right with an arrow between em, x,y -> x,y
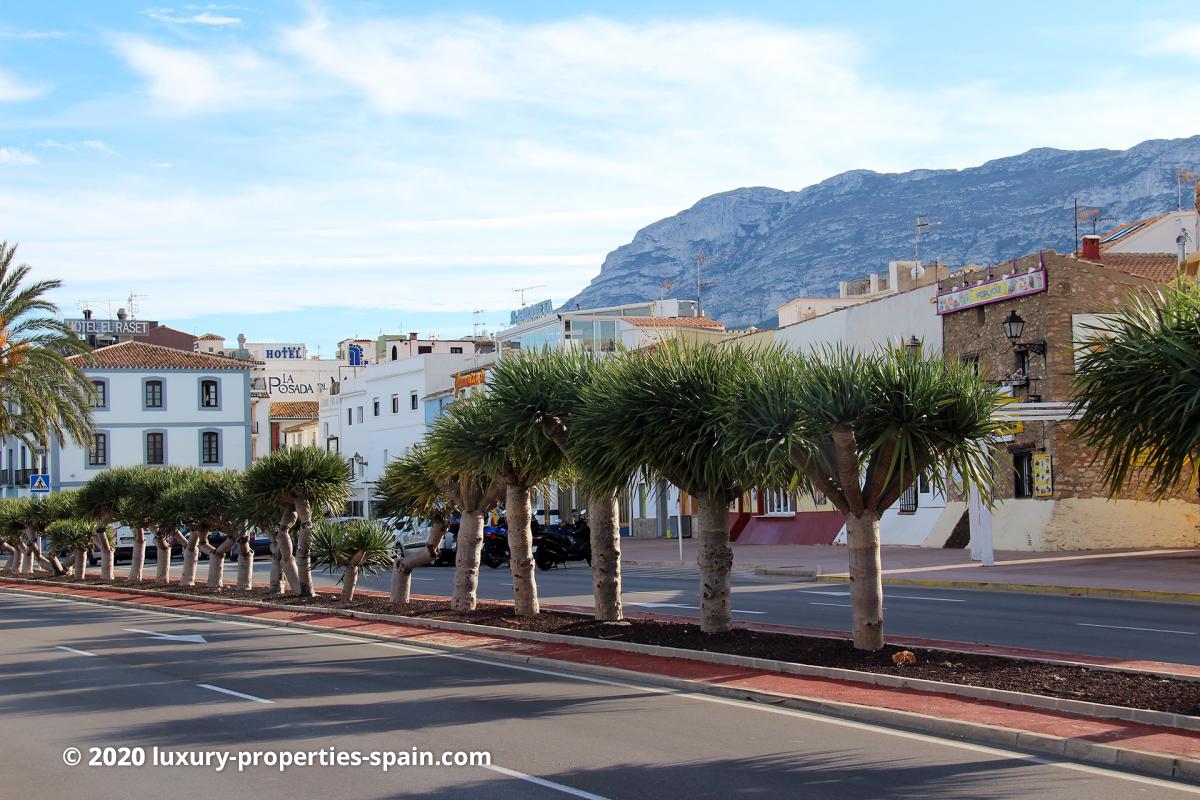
311,518 -> 395,600
77,466 -> 140,581
29,490 -> 76,576
734,345 -> 1003,650
1072,281 -> 1200,498
0,498 -> 30,574
425,397 -> 510,612
573,341 -> 770,634
0,242 -> 94,451
203,471 -> 253,589
373,444 -> 455,603
1,495 -> 64,575
46,518 -> 95,580
244,446 -> 353,597
115,466 -> 178,582
486,347 -> 624,621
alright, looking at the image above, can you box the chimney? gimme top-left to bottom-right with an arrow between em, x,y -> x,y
83,308 -> 92,320
409,332 -> 418,341
1080,235 -> 1101,261
116,308 -> 127,321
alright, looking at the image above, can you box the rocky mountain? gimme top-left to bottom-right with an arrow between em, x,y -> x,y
565,136 -> 1200,327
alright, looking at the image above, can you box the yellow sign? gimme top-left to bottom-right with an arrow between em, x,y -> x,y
453,368 -> 487,396
1032,452 -> 1053,498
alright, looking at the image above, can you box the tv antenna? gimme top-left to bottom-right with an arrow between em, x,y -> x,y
512,285 -> 545,307
472,307 -> 487,338
694,254 -> 724,316
1177,169 -> 1200,211
1073,200 -> 1102,255
914,217 -> 941,277
126,290 -> 146,319
658,280 -> 673,308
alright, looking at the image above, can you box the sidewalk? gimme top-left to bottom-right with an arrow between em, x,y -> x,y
5,577 -> 1200,781
621,539 -> 1200,599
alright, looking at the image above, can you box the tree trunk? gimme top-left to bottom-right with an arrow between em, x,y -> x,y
94,527 -> 115,581
206,532 -> 239,588
129,528 -> 147,582
269,532 -> 283,594
179,526 -> 208,587
17,538 -> 33,574
341,553 -> 363,601
73,549 -> 87,580
274,512 -> 302,595
236,537 -> 254,590
450,510 -> 484,611
0,542 -> 17,574
28,528 -> 65,576
154,530 -> 172,583
506,484 -> 539,616
588,492 -> 623,622
390,520 -> 442,604
697,496 -> 734,634
846,512 -> 884,651
294,501 -> 316,597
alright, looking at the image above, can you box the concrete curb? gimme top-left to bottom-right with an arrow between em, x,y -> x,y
4,577 -> 1199,734
816,574 -> 1200,603
4,581 -> 1199,784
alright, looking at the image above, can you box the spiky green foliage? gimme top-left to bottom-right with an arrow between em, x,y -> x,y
373,444 -> 452,523
76,466 -> 141,522
37,490 -> 81,527
152,470 -> 245,532
116,466 -> 188,531
1072,282 -> 1200,498
0,242 -> 94,449
310,518 -> 395,576
0,497 -> 33,542
572,340 -> 768,499
734,345 -> 1005,514
46,518 -> 94,553
243,446 -> 353,514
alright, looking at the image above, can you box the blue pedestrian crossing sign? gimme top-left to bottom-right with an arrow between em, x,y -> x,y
30,474 -> 50,494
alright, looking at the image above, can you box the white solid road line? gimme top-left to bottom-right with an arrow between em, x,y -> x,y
484,764 -> 611,799
803,590 -> 964,603
810,602 -> 852,608
626,602 -> 765,615
125,627 -> 207,644
10,590 -> 1199,793
196,683 -> 274,704
55,645 -> 96,657
1077,623 -> 1197,636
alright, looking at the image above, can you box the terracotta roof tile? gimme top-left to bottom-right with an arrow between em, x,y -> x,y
69,340 -> 258,371
622,316 -> 726,330
269,401 -> 319,420
197,332 -> 224,340
1077,252 -> 1181,283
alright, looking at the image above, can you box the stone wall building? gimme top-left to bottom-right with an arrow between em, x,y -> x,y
934,247 -> 1198,550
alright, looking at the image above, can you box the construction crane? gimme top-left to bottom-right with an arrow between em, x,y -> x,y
512,285 -> 545,307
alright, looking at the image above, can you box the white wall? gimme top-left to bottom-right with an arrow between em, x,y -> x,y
774,283 -> 941,354
56,368 -> 251,489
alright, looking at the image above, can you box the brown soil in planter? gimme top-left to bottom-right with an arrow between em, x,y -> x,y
20,574 -> 1200,717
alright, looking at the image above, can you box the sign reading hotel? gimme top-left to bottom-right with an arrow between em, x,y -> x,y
936,268 -> 1046,315
510,299 -> 555,325
454,368 -> 487,396
65,318 -> 153,336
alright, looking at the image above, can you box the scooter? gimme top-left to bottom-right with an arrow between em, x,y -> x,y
481,527 -> 509,569
533,520 -> 591,571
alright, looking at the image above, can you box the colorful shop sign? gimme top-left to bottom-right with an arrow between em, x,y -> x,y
1032,452 -> 1053,498
454,368 -> 487,396
937,268 -> 1047,315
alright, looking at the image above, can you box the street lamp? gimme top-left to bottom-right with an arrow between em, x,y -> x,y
904,335 -> 922,356
1001,310 -> 1046,356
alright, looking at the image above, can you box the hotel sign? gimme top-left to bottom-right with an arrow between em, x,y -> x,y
66,318 -> 153,336
454,368 -> 487,396
510,299 -> 554,325
936,269 -> 1046,315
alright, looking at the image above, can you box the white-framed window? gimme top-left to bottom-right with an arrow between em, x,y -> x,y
391,394 -> 399,414
199,378 -> 220,408
356,406 -> 363,423
762,488 -> 794,516
409,391 -> 418,411
373,398 -> 380,417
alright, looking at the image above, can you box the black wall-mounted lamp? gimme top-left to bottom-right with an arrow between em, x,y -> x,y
1001,310 -> 1046,356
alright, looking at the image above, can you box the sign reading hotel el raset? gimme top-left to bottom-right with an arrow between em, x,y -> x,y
510,299 -> 555,325
65,318 -> 153,336
936,268 -> 1047,315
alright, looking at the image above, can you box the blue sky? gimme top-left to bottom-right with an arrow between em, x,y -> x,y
3,2 -> 1200,350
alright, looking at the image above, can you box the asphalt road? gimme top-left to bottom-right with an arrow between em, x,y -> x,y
269,560 -> 1200,665
2,591 -> 1195,799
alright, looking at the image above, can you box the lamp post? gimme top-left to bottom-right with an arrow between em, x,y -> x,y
904,335 -> 922,356
1001,310 -> 1046,356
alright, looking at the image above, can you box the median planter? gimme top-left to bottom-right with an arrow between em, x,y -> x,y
10,574 -> 1200,720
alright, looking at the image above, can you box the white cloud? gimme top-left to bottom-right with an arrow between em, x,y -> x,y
0,26 -> 64,39
82,140 -> 118,155
152,162 -> 174,168
37,139 -> 118,155
143,7 -> 241,26
0,69 -> 46,102
0,148 -> 39,166
1147,25 -> 1200,57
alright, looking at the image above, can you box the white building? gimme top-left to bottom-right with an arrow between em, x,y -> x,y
44,341 -> 257,491
319,353 -> 479,516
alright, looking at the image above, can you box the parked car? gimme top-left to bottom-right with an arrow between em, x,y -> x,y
227,530 -> 273,561
89,525 -> 160,566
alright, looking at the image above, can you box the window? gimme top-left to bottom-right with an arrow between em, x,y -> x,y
344,500 -> 365,518
1015,348 -> 1030,377
323,422 -> 329,437
391,394 -> 399,414
811,490 -> 827,506
326,436 -> 339,454
762,489 -> 794,516
201,431 -> 221,465
960,354 -> 980,374
145,432 -> 165,465
410,391 -> 418,411
918,472 -> 930,494
417,345 -> 432,354
347,408 -> 353,425
144,379 -> 164,408
898,483 -> 918,513
1014,452 -> 1034,498
356,406 -> 363,423
391,345 -> 398,361
89,380 -> 107,409
88,433 -> 108,466
373,398 -> 380,417
200,379 -> 219,408
450,346 -> 463,354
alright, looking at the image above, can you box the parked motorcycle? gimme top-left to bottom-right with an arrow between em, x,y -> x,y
481,527 -> 509,569
533,518 -> 591,571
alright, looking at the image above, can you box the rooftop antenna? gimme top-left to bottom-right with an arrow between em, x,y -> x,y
472,307 -> 486,338
1073,200 -> 1100,256
695,254 -> 724,316
658,280 -> 673,312
126,290 -> 146,319
512,285 -> 545,307
1177,169 -> 1200,211
914,217 -> 941,278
